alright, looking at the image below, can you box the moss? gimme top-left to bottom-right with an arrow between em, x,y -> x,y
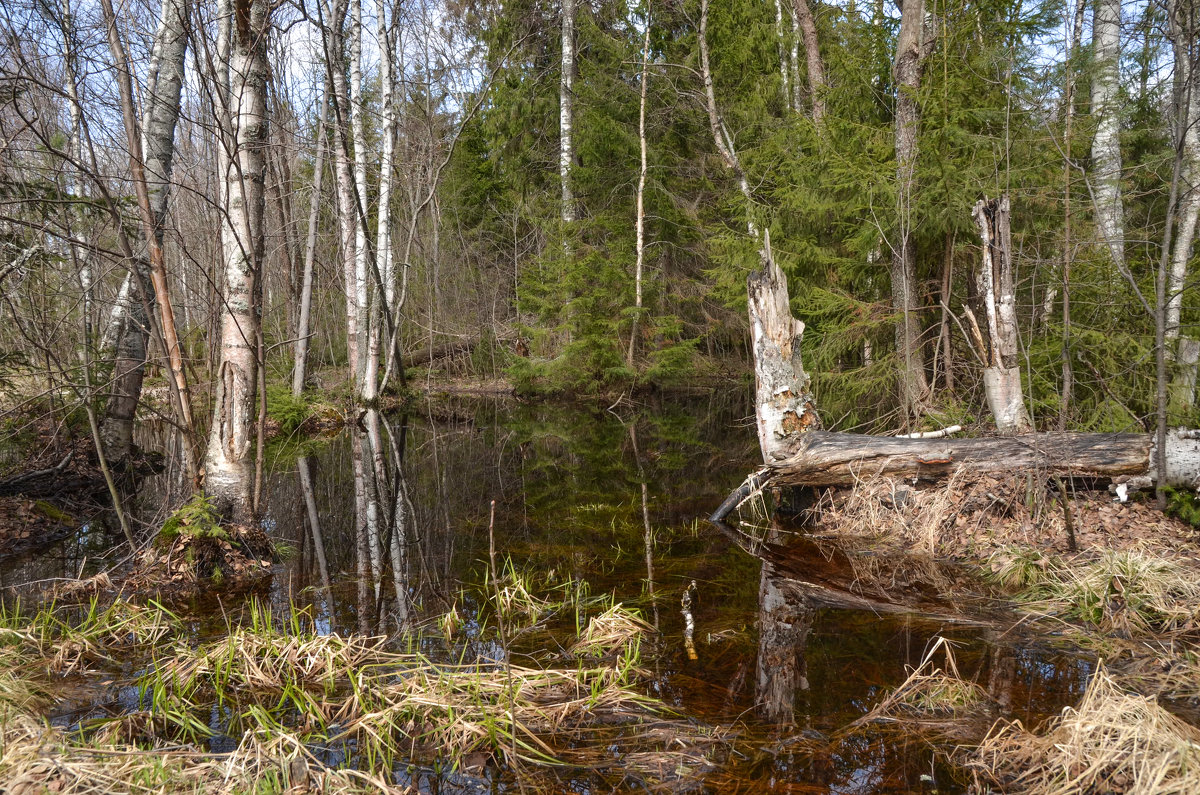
32,500 -> 75,526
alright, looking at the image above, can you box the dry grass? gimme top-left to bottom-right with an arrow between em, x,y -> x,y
571,603 -> 654,658
850,636 -> 989,732
970,664 -> 1200,795
0,715 -> 405,794
990,548 -> 1200,636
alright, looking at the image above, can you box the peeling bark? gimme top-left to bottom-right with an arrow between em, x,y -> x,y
204,0 -> 270,522
972,196 -> 1032,434
749,236 -> 820,462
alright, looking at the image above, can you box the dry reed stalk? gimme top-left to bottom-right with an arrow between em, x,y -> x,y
971,664 -> 1200,795
571,603 -> 654,658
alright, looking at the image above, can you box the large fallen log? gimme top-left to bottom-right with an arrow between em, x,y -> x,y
711,429 -> 1200,524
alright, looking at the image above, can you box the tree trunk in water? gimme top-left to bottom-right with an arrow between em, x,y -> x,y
791,0 -> 825,125
560,0 -> 576,227
1091,0 -> 1125,270
99,0 -> 193,468
972,196 -> 1032,433
891,0 -> 930,420
205,0 -> 269,523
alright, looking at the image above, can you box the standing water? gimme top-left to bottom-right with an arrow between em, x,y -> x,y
0,391 -> 1097,792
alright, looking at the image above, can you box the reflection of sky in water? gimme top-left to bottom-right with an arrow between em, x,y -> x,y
0,396 -> 1112,793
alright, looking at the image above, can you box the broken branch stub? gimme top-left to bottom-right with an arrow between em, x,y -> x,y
749,235 -> 820,463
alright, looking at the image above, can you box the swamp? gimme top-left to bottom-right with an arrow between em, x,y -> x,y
4,0 -> 1200,791
3,390 -> 1200,794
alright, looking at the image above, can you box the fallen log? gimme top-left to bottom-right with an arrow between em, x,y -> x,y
711,429 -> 1200,525
401,339 -> 475,370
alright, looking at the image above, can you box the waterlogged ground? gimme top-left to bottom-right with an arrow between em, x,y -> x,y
1,392 -> 1104,792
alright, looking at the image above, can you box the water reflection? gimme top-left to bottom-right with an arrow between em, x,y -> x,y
0,392 -> 1108,793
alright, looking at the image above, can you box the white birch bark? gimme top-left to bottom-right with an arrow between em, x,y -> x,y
350,0 -> 370,390
560,0 -> 576,225
205,0 -> 270,522
699,0 -> 757,239
628,11 -> 651,367
973,196 -> 1032,434
1167,0 -> 1199,345
325,0 -> 360,386
292,92 -> 327,397
363,0 -> 398,403
1091,0 -> 1126,269
774,0 -> 791,110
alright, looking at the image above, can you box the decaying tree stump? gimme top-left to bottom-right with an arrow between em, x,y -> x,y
972,196 -> 1032,434
748,232 -> 820,463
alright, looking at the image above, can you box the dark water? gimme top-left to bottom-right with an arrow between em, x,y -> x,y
0,391 -> 1097,793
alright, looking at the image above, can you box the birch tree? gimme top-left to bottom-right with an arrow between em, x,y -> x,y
560,0 -> 576,227
1091,0 -> 1126,269
98,0 -> 194,469
204,0 -> 271,521
1167,0 -> 1199,411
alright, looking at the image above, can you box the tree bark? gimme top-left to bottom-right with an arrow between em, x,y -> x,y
560,0 -> 576,227
99,0 -> 195,472
749,236 -> 820,462
759,429 -> 1200,490
972,196 -> 1032,433
791,0 -> 825,125
629,8 -> 651,367
1091,0 -> 1125,269
891,0 -> 931,420
204,0 -> 270,523
1167,0 -> 1199,411
773,0 -> 791,111
292,89 -> 328,397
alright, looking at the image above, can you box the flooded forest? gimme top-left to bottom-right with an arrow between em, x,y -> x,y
2,0 -> 1200,792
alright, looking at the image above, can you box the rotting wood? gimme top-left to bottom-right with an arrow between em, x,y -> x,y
711,429 -> 1200,525
401,339 -> 476,370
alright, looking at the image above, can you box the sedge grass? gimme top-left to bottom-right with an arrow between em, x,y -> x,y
971,663 -> 1200,795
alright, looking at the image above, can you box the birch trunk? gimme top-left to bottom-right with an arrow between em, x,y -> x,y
892,0 -> 930,419
350,0 -> 370,390
699,0 -> 757,239
972,196 -> 1032,434
99,0 -> 193,468
1091,0 -> 1126,269
560,0 -> 576,226
749,235 -> 821,462
699,0 -> 816,463
791,0 -> 825,125
1166,0 -> 1198,362
204,0 -> 270,522
325,0 -> 360,386
292,91 -> 327,397
774,0 -> 791,110
364,0 -> 398,403
628,10 -> 651,367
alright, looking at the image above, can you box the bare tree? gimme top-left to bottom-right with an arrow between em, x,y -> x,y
204,0 -> 271,521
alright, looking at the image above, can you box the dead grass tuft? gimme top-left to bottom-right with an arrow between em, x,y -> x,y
571,603 -> 654,658
970,664 -> 1200,795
